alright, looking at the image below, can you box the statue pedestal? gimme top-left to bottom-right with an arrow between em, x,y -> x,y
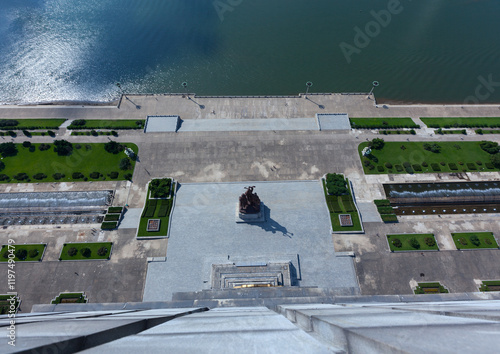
235,202 -> 265,223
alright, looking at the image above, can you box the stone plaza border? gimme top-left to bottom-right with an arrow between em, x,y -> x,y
321,174 -> 364,234
136,177 -> 177,239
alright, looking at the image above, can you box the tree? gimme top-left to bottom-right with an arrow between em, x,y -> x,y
490,154 -> 500,167
97,247 -> 108,257
67,247 -> 78,256
119,157 -> 132,170
480,141 -> 500,154
104,141 -> 124,154
80,248 -> 91,258
0,161 -> 4,172
15,249 -> 27,260
369,138 -> 385,150
0,142 -> 18,157
423,143 -> 441,153
53,140 -> 73,156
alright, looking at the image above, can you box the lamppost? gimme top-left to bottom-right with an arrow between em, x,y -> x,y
305,81 -> 313,98
182,82 -> 188,98
367,81 -> 379,99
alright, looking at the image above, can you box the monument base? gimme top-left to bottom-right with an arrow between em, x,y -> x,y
235,202 -> 265,223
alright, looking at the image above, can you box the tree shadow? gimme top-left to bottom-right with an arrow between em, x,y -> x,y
248,204 -> 294,238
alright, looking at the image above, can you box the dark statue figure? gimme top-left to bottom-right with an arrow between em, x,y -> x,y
239,186 -> 261,214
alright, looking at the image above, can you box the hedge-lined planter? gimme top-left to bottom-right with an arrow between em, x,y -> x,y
59,242 -> 113,261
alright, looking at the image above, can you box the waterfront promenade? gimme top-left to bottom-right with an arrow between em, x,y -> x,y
1,93 -> 500,120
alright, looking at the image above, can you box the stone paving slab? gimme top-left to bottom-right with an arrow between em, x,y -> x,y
119,208 -> 142,229
317,113 -> 350,130
178,118 -> 317,132
356,202 -> 381,223
143,181 -> 359,301
144,116 -> 179,133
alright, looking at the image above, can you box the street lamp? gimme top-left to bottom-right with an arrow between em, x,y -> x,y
182,82 -> 188,98
367,80 -> 379,99
305,81 -> 313,98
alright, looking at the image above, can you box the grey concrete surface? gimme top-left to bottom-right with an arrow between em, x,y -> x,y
178,117 -> 317,132
143,181 -> 359,301
118,208 -> 142,229
317,113 -> 350,130
144,115 -> 179,133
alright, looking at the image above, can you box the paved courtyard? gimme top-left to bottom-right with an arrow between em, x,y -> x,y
143,181 -> 359,301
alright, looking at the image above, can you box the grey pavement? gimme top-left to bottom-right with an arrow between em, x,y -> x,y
143,181 -> 359,301
317,113 -> 350,130
356,202 -> 381,222
119,208 -> 142,229
144,115 -> 179,133
178,118 -> 317,132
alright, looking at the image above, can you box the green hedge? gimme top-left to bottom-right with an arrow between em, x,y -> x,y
108,206 -> 123,214
104,214 -> 120,222
101,222 -> 117,230
374,199 -> 391,207
381,214 -> 398,223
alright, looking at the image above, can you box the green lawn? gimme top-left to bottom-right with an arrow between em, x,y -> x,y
0,244 -> 46,262
322,178 -> 363,232
414,282 -> 449,294
452,232 -> 499,250
51,292 -> 87,304
0,119 -> 66,130
387,233 -> 438,252
421,117 -> 500,128
0,142 -> 138,183
60,242 -> 112,260
479,280 -> 500,292
0,295 -> 20,314
350,117 -> 418,129
68,119 -> 145,129
137,181 -> 175,238
359,141 -> 498,174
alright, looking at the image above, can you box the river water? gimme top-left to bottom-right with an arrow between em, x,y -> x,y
0,0 -> 499,104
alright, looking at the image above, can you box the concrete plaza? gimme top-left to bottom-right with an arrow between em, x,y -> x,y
143,181 -> 359,301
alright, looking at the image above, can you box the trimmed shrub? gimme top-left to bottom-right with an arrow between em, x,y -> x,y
384,162 -> 393,169
381,214 -> 398,223
412,164 -> 422,172
15,249 -> 27,260
409,237 -> 421,249
89,172 -> 100,179
485,238 -> 492,245
28,249 -> 39,258
72,172 -> 84,179
459,238 -> 468,246
33,173 -> 47,180
392,238 -> 402,248
97,247 -> 108,257
0,174 -> 10,181
467,162 -> 477,170
449,163 -> 458,170
440,161 -> 446,166
405,166 -> 414,174
395,165 -> 403,172
377,165 -> 385,172
423,143 -> 441,153
425,237 -> 436,247
470,235 -> 481,246
29,146 -> 35,152
52,173 -> 65,180
14,173 -> 29,181
101,222 -> 117,230
476,161 -> 483,165
109,171 -> 119,179
422,161 -> 428,167
67,247 -> 78,256
38,143 -> 51,151
22,141 -> 31,148
80,248 -> 91,258
485,162 -> 495,169
403,162 -> 411,168
431,163 -> 440,171
374,199 -> 391,207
